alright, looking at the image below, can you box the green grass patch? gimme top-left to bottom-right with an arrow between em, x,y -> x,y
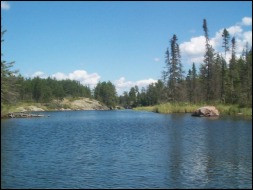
134,102 -> 252,117
134,106 -> 156,112
216,104 -> 252,116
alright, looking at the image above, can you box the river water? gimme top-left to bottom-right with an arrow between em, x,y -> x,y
1,110 -> 252,189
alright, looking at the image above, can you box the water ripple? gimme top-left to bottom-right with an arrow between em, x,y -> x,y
1,111 -> 252,189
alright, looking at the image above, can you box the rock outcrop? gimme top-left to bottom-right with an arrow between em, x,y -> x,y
192,106 -> 219,117
16,106 -> 45,112
13,98 -> 109,113
68,98 -> 109,110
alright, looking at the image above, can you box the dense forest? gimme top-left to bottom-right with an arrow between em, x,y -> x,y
1,19 -> 252,112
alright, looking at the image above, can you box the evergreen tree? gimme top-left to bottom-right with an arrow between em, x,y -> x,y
212,54 -> 222,100
202,19 -> 216,102
164,34 -> 183,102
94,81 -> 117,108
186,63 -> 198,103
1,25 -> 18,106
186,69 -> 193,102
191,63 -> 198,103
129,86 -> 138,107
222,28 -> 230,59
245,48 -> 252,106
236,47 -> 252,107
228,37 -> 240,103
220,55 -> 227,103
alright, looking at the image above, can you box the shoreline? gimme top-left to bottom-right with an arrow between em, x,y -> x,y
134,103 -> 252,117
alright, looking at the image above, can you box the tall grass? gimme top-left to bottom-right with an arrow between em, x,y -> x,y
156,102 -> 200,113
134,102 -> 252,116
134,106 -> 156,112
134,103 -> 201,114
216,104 -> 252,116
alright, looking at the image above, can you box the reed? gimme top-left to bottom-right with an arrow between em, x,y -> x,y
134,103 -> 252,116
134,106 -> 156,112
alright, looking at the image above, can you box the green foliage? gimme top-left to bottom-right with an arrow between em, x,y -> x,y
94,81 -> 117,108
122,20 -> 252,111
222,28 -> 230,58
163,34 -> 184,102
134,103 -> 201,114
119,80 -> 165,109
1,18 -> 252,117
135,103 -> 252,116
13,76 -> 92,103
1,25 -> 19,106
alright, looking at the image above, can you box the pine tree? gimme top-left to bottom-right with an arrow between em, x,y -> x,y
164,34 -> 183,102
220,55 -> 227,103
186,69 -> 193,102
202,19 -> 215,102
228,37 -> 240,103
186,63 -> 199,103
94,81 -> 117,108
212,54 -> 222,100
1,25 -> 18,107
191,63 -> 198,103
222,28 -> 230,59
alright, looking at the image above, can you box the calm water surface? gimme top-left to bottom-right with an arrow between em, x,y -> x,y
1,110 -> 252,189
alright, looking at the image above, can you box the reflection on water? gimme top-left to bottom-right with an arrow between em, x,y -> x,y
1,111 -> 252,189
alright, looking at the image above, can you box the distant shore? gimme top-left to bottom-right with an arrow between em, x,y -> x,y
1,98 -> 112,118
134,103 -> 252,117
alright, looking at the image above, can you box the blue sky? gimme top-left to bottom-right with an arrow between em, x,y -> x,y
1,1 -> 252,94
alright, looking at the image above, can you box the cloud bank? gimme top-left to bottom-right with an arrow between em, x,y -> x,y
114,77 -> 157,95
31,70 -> 101,89
31,70 -> 157,95
180,17 -> 252,65
241,17 -> 252,26
51,70 -> 101,88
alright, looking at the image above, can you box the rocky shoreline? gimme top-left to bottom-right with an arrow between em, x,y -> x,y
2,98 -> 111,118
20,98 -> 109,111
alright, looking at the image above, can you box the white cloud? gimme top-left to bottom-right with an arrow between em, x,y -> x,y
135,78 -> 157,87
180,36 -> 206,56
32,70 -> 101,88
114,77 -> 133,88
179,17 -> 252,66
31,71 -> 47,78
227,25 -> 243,36
154,57 -> 160,62
180,36 -> 206,64
241,17 -> 252,26
114,77 -> 157,95
243,31 -> 252,47
1,1 -> 10,10
51,72 -> 68,80
211,25 -> 251,56
52,70 -> 101,88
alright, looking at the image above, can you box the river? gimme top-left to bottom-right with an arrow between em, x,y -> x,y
1,110 -> 252,188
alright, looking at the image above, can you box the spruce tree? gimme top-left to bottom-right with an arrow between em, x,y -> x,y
202,19 -> 215,102
228,37 -> 239,103
1,25 -> 18,107
222,28 -> 230,59
165,34 -> 183,102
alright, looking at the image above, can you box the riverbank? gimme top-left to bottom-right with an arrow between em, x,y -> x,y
1,98 -> 110,118
134,103 -> 252,117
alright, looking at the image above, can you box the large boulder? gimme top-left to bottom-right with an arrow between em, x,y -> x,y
192,106 -> 219,117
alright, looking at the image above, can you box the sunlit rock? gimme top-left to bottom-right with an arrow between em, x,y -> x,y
192,106 -> 219,117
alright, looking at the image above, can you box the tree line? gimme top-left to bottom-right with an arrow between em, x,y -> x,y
119,19 -> 252,108
1,19 -> 252,112
1,74 -> 118,108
